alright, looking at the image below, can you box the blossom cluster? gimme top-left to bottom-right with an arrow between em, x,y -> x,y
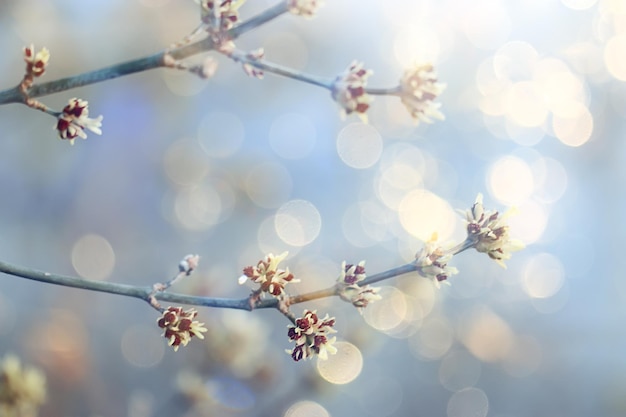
287,309 -> 337,361
55,98 -> 103,145
399,64 -> 445,123
239,251 -> 298,296
461,194 -> 524,268
415,234 -> 458,287
336,261 -> 381,310
331,61 -> 373,121
23,44 -> 49,78
179,254 -> 201,275
242,48 -> 265,79
287,0 -> 323,17
200,0 -> 242,30
0,354 -> 46,417
157,306 -> 208,351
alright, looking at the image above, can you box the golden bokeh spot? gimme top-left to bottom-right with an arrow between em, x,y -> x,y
316,341 -> 363,385
460,306 -> 514,362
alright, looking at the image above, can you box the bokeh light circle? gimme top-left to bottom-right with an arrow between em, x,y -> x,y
398,190 -> 457,242
174,184 -> 224,230
284,401 -> 329,417
493,41 -> 538,81
257,216 -> 302,259
274,199 -> 321,247
504,81 -> 548,127
552,103 -> 593,147
487,156 -> 534,205
363,287 -> 409,333
336,123 -> 383,169
316,341 -> 363,384
460,307 -> 514,362
71,234 -> 115,280
521,252 -> 565,299
506,200 -> 548,244
605,34 -> 626,81
409,316 -> 454,360
447,387 -> 489,417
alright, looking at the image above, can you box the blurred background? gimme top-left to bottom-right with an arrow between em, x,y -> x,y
0,0 -> 624,416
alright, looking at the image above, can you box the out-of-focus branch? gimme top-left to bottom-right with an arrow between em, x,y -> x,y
0,0 -> 291,105
0,40 -> 216,105
230,1 -> 289,37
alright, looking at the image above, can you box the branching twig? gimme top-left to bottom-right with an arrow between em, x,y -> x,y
0,259 -> 419,311
0,1 -> 290,106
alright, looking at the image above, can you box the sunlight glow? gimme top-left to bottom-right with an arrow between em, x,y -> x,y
316,341 -> 363,384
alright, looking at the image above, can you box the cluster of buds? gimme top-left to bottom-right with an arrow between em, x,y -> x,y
331,61 -> 373,122
179,254 -> 200,276
55,98 -> 103,145
336,261 -> 381,310
287,310 -> 337,361
239,252 -> 299,297
200,0 -> 242,31
23,44 -> 50,79
242,48 -> 265,79
157,306 -> 208,352
287,0 -> 323,18
461,194 -> 525,268
415,234 -> 459,287
0,354 -> 46,416
398,64 -> 445,123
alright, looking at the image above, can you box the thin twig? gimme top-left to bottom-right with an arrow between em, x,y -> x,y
287,286 -> 338,305
0,257 -> 420,312
229,52 -> 403,94
0,0 -> 290,105
230,1 -> 289,38
0,48 -> 198,105
230,51 -> 332,89
367,86 -> 402,95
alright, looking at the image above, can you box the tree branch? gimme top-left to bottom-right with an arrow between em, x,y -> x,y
230,1 -> 289,38
0,0 -> 290,105
0,257 -> 421,313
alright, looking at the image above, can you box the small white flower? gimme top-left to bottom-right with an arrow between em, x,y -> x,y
415,234 -> 458,287
399,64 -> 445,123
23,44 -> 50,77
242,48 -> 264,79
331,61 -> 373,122
287,0 -> 323,18
287,310 -> 337,362
200,0 -> 245,30
179,254 -> 200,275
55,98 -> 103,145
336,260 -> 381,310
460,194 -> 524,268
240,252 -> 299,296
